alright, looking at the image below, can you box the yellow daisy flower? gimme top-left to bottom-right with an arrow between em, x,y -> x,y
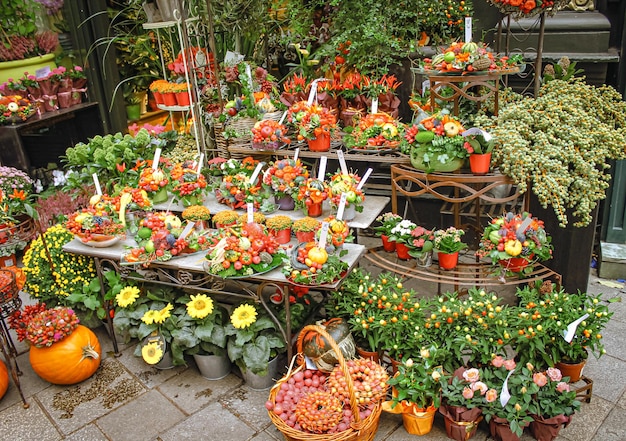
186,294 -> 214,319
141,341 -> 164,365
153,303 -> 173,324
231,303 -> 257,329
141,310 -> 159,325
116,286 -> 141,308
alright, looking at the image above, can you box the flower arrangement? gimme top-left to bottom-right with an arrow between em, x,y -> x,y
287,101 -> 338,141
138,166 -> 170,201
476,212 -> 553,273
421,41 -> 523,74
386,345 -> 446,411
403,110 -> 468,171
65,207 -> 127,242
0,165 -> 37,222
433,226 -> 467,254
212,210 -> 239,227
237,212 -> 266,226
407,226 -> 434,259
388,219 -> 417,245
170,163 -> 208,207
295,178 -> 329,211
216,172 -> 267,210
265,215 -> 292,231
0,95 -> 34,125
225,302 -> 286,375
262,158 -> 310,200
123,212 -> 190,265
181,205 -> 211,222
9,305 -> 80,348
529,366 -> 580,419
282,242 -> 349,286
373,212 -> 403,237
486,0 -> 570,18
440,366 -> 495,414
318,215 -> 352,248
327,172 -> 365,212
251,119 -> 290,148
291,216 -> 320,233
344,112 -> 404,150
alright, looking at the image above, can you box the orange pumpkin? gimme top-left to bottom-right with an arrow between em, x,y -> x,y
0,358 -> 8,399
29,325 -> 102,385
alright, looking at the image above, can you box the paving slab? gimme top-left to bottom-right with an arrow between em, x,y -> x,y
63,424 -> 108,441
0,399 -> 62,441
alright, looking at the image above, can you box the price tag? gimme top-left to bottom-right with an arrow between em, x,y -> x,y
247,203 -> 254,223
465,17 -> 472,43
318,221 -> 329,248
422,79 -> 430,95
278,110 -> 288,125
371,97 -> 379,114
249,162 -> 264,185
500,368 -> 514,407
336,150 -> 349,175
196,153 -> 204,175
35,66 -> 51,79
356,168 -> 373,190
92,173 -> 102,195
152,147 -> 162,171
293,148 -> 300,163
245,64 -> 254,90
563,313 -> 590,343
307,79 -> 319,105
179,221 -> 195,240
336,193 -> 347,221
317,156 -> 327,181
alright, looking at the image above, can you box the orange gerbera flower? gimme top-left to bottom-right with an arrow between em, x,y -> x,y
9,189 -> 26,201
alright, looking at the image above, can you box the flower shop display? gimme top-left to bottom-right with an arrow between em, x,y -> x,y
291,216 -> 320,243
295,178 -> 329,217
65,205 -> 127,247
383,346 -> 446,435
421,41 -> 523,74
343,112 -> 404,151
268,324 -> 387,439
283,241 -> 349,286
251,119 -> 290,150
9,305 -> 101,385
404,110 -> 467,172
204,223 -> 286,278
0,95 -> 35,125
463,129 -> 495,175
373,212 -> 403,252
265,215 -> 293,244
433,226 -> 467,270
477,212 -> 553,275
262,158 -> 310,210
388,219 -> 418,260
138,165 -> 170,204
226,302 -> 286,381
327,171 -> 365,220
287,101 -> 338,151
169,162 -> 208,207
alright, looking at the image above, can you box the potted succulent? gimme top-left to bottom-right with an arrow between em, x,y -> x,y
432,226 -> 467,270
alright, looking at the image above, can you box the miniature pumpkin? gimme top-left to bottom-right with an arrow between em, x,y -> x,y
29,325 -> 102,385
302,318 -> 355,372
0,359 -> 8,399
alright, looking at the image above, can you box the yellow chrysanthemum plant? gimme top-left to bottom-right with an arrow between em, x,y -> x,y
225,302 -> 286,376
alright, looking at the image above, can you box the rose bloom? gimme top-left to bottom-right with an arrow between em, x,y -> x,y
463,368 -> 480,383
533,372 -> 548,387
462,386 -> 475,400
485,388 -> 498,403
492,355 -> 505,368
472,381 -> 488,395
556,382 -> 570,393
431,370 -> 442,381
503,359 -> 517,371
547,367 -> 563,382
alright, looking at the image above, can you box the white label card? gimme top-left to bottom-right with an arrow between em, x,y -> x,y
317,156 -> 327,181
465,17 -> 472,43
278,110 -> 288,125
179,222 -> 195,240
356,168 -> 373,190
307,80 -> 319,105
36,66 -> 51,79
245,64 -> 253,91
422,79 -> 430,94
336,150 -> 349,175
371,97 -> 379,114
293,148 -> 300,163
247,203 -> 254,223
462,127 -> 492,141
318,221 -> 329,248
336,193 -> 347,221
500,368 -> 514,407
92,173 -> 102,195
249,162 -> 264,185
563,313 -> 590,343
152,148 -> 162,170
196,153 -> 204,174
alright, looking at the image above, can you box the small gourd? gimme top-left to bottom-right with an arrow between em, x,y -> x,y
302,318 -> 356,372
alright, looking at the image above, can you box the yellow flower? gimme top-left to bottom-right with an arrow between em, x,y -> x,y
116,286 -> 140,307
186,294 -> 214,319
154,303 -> 173,324
231,303 -> 257,329
141,341 -> 163,365
141,310 -> 159,325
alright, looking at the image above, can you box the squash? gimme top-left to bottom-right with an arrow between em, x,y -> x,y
29,325 -> 102,385
302,318 -> 356,372
0,358 -> 8,399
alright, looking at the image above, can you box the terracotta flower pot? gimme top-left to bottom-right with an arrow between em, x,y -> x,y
304,202 -> 323,217
356,347 -> 379,362
438,251 -> 459,270
295,231 -> 315,243
175,91 -> 190,106
162,92 -> 177,106
381,234 -> 396,252
555,359 -> 586,383
271,228 -> 292,244
439,403 -> 483,441
469,153 -> 492,175
395,243 -> 411,260
499,256 -> 530,273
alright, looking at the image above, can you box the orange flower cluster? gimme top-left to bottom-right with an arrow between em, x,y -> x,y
288,101 -> 337,141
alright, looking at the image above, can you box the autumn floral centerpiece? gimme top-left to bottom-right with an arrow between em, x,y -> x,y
138,165 -> 170,204
344,112 -> 404,151
291,216 -> 320,243
65,198 -> 126,244
0,95 -> 35,125
262,158 -> 310,206
251,119 -> 290,149
169,162 -> 208,207
287,101 -> 338,150
216,157 -> 267,210
486,0 -> 570,19
421,41 -> 523,74
476,212 -> 553,274
327,171 -> 365,217
295,178 -> 329,217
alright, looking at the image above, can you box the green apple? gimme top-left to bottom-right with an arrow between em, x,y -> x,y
144,240 -> 155,253
444,51 -> 456,63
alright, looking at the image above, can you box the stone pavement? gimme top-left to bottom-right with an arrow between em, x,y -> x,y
0,262 -> 624,441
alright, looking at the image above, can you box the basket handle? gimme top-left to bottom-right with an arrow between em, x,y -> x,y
296,324 -> 362,425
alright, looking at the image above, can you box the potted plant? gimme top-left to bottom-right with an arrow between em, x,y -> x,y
344,112 -> 404,151
169,163 -> 208,207
8,304 -> 102,385
327,171 -> 365,220
373,212 -> 403,252
403,110 -> 468,172
225,302 -> 286,389
212,210 -> 239,228
287,101 -> 338,151
295,177 -> 329,217
387,218 -> 418,260
291,216 -> 320,243
476,212 -> 554,275
236,212 -> 266,226
181,205 -> 211,230
463,129 -> 495,175
262,158 -> 310,210
265,215 -> 293,244
407,225 -> 434,267
383,345 -> 446,435
432,226 -> 467,270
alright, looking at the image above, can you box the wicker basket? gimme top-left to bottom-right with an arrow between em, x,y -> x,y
0,268 -> 20,319
268,325 -> 385,441
213,122 -> 230,159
